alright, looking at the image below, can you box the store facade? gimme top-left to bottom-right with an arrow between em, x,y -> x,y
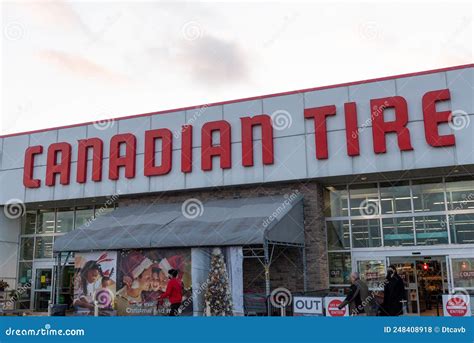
0,64 -> 473,315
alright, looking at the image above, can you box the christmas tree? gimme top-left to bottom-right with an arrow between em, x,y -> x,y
204,248 -> 233,316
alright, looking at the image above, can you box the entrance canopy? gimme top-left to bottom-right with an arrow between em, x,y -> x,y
53,194 -> 304,253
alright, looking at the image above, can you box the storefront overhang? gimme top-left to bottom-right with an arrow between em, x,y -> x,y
53,194 -> 304,253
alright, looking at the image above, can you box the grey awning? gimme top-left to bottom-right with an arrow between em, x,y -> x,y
53,194 -> 304,252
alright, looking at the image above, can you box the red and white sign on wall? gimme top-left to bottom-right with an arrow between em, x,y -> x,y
442,294 -> 472,317
20,89 -> 460,188
324,297 -> 349,317
0,65 -> 472,205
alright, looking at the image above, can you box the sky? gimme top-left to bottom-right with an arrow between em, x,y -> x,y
0,0 -> 472,136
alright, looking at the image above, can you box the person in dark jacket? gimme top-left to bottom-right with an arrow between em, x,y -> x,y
158,269 -> 183,316
338,272 -> 376,316
380,265 -> 405,316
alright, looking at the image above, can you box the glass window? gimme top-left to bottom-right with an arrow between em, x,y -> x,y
18,262 -> 33,285
382,217 -> 415,247
16,288 -> 31,310
37,210 -> 55,234
379,181 -> 412,214
351,219 -> 382,247
34,292 -> 51,311
20,237 -> 34,260
34,236 -> 54,259
324,186 -> 348,217
75,207 -> 94,229
450,213 -> 474,244
414,215 -> 449,245
35,269 -> 52,290
412,179 -> 445,213
328,252 -> 351,285
452,258 -> 474,289
21,211 -> 36,235
94,205 -> 114,219
357,260 -> 386,289
349,183 -> 379,217
56,208 -> 74,233
445,178 -> 474,211
326,220 -> 350,250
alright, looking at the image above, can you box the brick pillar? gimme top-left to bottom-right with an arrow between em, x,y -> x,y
298,182 -> 328,290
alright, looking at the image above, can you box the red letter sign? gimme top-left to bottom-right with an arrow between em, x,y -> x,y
344,102 -> 360,156
371,96 -> 413,153
240,114 -> 274,166
77,138 -> 103,183
109,134 -> 136,180
46,143 -> 72,186
181,125 -> 193,173
23,146 -> 43,188
145,129 -> 172,176
304,105 -> 336,159
201,120 -> 231,170
422,89 -> 455,147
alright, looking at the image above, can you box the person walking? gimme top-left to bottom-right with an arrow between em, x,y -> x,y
338,272 -> 376,316
158,269 -> 183,316
380,265 -> 406,316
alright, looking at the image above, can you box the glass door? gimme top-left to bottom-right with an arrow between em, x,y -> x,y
447,255 -> 474,317
357,259 -> 387,290
55,265 -> 75,307
448,256 -> 474,293
414,258 -> 444,316
388,257 -> 419,315
33,266 -> 53,311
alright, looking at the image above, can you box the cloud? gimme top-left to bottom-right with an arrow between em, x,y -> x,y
21,0 -> 88,32
36,50 -> 130,85
176,35 -> 249,86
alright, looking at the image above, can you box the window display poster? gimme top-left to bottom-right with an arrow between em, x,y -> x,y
116,249 -> 192,316
73,251 -> 117,315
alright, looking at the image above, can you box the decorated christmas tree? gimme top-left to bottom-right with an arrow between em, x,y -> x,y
204,248 -> 233,316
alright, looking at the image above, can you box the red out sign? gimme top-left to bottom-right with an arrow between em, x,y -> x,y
23,89 -> 456,188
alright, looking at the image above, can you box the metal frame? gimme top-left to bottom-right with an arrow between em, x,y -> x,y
17,204 -> 115,311
52,252 -> 72,306
243,239 -> 306,316
326,176 -> 474,287
48,240 -> 306,316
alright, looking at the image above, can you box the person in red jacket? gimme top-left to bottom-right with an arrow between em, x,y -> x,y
158,269 -> 183,316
